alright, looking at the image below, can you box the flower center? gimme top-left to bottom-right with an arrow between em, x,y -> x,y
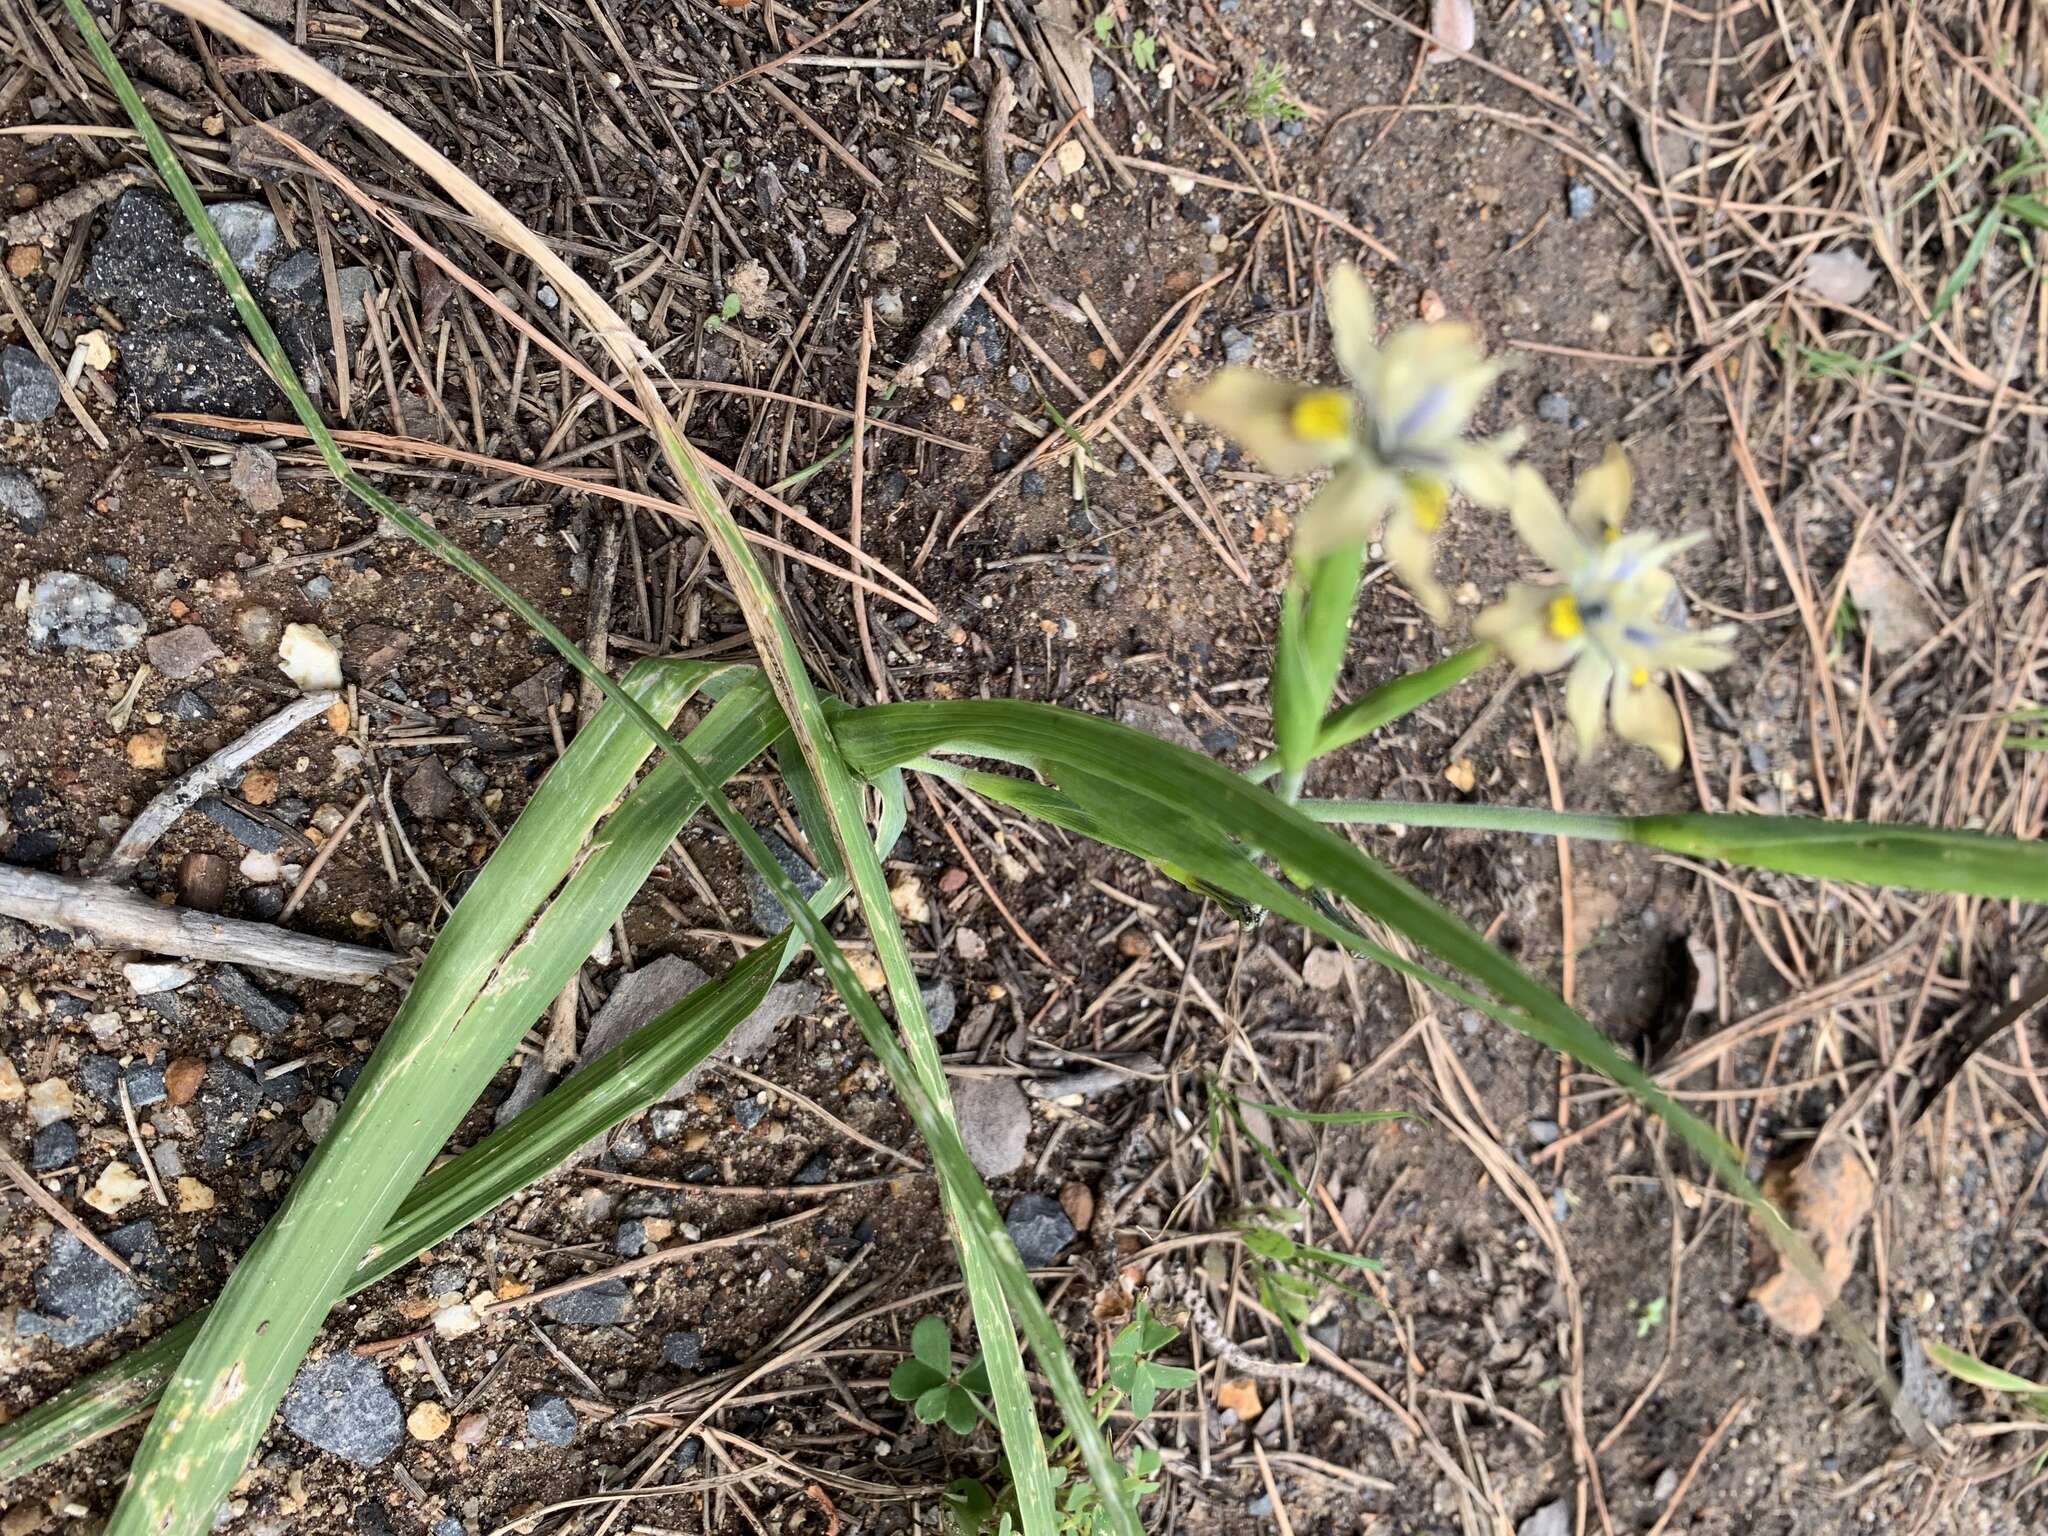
1546,594 -> 1583,639
1629,666 -> 1650,687
1405,476 -> 1447,533
1289,389 -> 1352,444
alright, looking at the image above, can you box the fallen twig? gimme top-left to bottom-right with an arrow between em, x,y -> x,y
98,690 -> 340,882
0,1144 -> 142,1283
0,865 -> 397,984
1,167 -> 145,244
891,72 -> 1016,390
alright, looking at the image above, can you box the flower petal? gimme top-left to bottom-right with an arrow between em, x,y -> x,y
1384,499 -> 1449,621
1569,443 -> 1633,538
1445,430 -> 1524,509
1611,674 -> 1685,769
1563,649 -> 1613,758
1325,264 -> 1380,390
1296,460 -> 1399,559
1183,368 -> 1344,477
1507,465 -> 1586,572
1476,583 -> 1578,673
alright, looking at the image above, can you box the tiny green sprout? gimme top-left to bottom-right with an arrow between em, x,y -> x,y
888,1314 -> 991,1435
1242,59 -> 1304,123
1092,8 -> 1114,43
1634,1295 -> 1667,1338
1130,29 -> 1157,71
705,291 -> 742,332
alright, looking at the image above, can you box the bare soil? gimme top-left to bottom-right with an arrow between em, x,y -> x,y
3,3 -> 2045,1536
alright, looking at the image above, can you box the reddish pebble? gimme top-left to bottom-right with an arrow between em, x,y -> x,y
937,867 -> 970,896
164,1057 -> 205,1107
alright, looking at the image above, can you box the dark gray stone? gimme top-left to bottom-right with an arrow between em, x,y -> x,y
672,1435 -> 703,1472
116,324 -> 280,421
662,1329 -> 704,1370
733,1093 -> 769,1131
196,1059 -> 262,1168
1536,391 -> 1573,424
922,978 -> 957,1035
282,1352 -> 403,1466
83,189 -> 236,330
540,1278 -> 631,1326
211,964 -> 297,1035
2,346 -> 59,423
793,1150 -> 832,1185
17,1222 -> 154,1347
31,1120 -> 77,1172
24,571 -> 145,652
196,796 -> 287,853
1220,326 -> 1255,365
614,1219 -> 650,1257
426,1261 -> 467,1297
0,467 -> 46,530
743,829 -> 826,936
79,1054 -> 122,1104
525,1394 -> 578,1448
165,688 -> 215,721
1004,1193 -> 1077,1267
431,1521 -> 464,1536
401,757 -> 462,821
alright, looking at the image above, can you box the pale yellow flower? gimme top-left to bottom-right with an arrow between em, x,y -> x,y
1185,265 -> 1519,619
1475,449 -> 1734,768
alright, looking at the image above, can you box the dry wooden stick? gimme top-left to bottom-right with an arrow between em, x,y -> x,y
98,690 -> 339,881
891,73 -> 1017,389
0,865 -> 397,983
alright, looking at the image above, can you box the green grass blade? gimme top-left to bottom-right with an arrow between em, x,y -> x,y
1248,641 -> 1495,783
1299,800 -> 2048,900
1920,1336 -> 2048,1400
831,699 -> 1906,1411
77,15 -> 1108,1533
1269,546 -> 1365,795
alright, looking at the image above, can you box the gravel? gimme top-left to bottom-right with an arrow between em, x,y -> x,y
1566,182 -> 1596,219
1536,391 -> 1573,424
195,1058 -> 262,1168
196,796 -> 289,853
145,623 -> 223,679
31,1120 -> 77,1172
17,1222 -> 155,1347
0,466 -> 47,531
742,829 -> 827,935
1518,1499 -> 1571,1536
953,1076 -> 1032,1179
24,571 -> 145,652
210,964 -> 298,1034
539,1278 -> 632,1326
661,1329 -> 704,1370
525,1394 -> 579,1448
186,201 -> 282,275
1004,1193 -> 1077,1267
1,345 -> 60,423
1220,326 -> 1256,364
283,1352 -> 404,1466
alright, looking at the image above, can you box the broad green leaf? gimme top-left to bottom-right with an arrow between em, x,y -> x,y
916,1385 -> 955,1424
913,1315 -> 955,1374
892,1359 -> 948,1401
945,1386 -> 982,1435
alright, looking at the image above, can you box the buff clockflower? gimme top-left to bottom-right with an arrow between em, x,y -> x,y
1185,265 -> 1520,619
1475,447 -> 1734,768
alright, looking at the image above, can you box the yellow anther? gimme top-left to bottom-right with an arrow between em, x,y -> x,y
1546,594 -> 1583,639
1289,389 -> 1352,443
1629,666 -> 1650,687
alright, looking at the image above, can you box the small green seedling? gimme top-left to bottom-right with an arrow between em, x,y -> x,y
1107,1299 -> 1197,1418
889,1315 -> 992,1434
1633,1295 -> 1667,1339
1242,59 -> 1303,123
1129,29 -> 1157,71
1092,8 -> 1114,43
706,291 -> 742,332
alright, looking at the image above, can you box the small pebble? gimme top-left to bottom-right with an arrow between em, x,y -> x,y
407,1400 -> 452,1441
1220,326 -> 1255,364
31,1120 -> 77,1172
278,622 -> 343,691
24,571 -> 144,652
662,1330 -> 704,1370
1005,1193 -> 1077,1267
145,624 -> 221,679
525,1395 -> 578,1448
1566,182 -> 1596,219
1535,391 -> 1573,424
539,1279 -> 631,1327
0,467 -> 46,532
126,731 -> 167,770
124,961 -> 195,995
